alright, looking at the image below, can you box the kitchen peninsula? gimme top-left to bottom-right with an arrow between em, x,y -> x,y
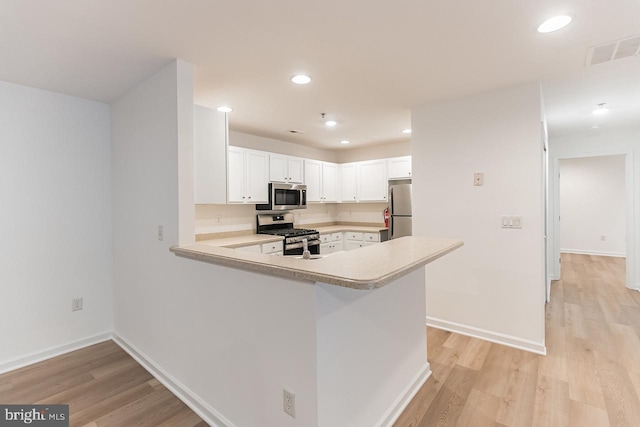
171,236 -> 462,426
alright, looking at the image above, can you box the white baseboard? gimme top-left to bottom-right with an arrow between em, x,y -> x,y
376,362 -> 431,427
0,332 -> 112,375
112,333 -> 233,427
426,317 -> 547,356
561,249 -> 626,258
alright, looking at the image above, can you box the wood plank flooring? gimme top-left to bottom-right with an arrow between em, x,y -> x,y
395,253 -> 639,427
0,341 -> 206,427
1,253 -> 636,426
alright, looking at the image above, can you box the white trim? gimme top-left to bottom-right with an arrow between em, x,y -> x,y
426,317 -> 547,356
112,333 -> 233,427
376,363 -> 431,427
560,249 -> 626,258
0,332 -> 112,375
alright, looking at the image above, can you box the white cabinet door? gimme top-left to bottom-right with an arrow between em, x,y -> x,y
340,163 -> 358,202
288,157 -> 304,183
388,156 -> 412,179
346,241 -> 363,251
305,159 -> 322,202
194,106 -> 228,204
269,154 -> 288,183
322,162 -> 339,202
245,150 -> 269,203
320,242 -> 331,254
227,146 -> 246,203
358,160 -> 388,202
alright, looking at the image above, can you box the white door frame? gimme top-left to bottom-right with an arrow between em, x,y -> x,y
549,150 -> 636,290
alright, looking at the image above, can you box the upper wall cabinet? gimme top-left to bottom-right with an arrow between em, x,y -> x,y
305,160 -> 339,202
357,159 -> 388,202
340,163 -> 358,202
227,146 -> 269,204
388,156 -> 412,179
194,106 -> 227,204
269,154 -> 304,184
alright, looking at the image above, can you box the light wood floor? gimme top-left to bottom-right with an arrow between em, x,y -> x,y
0,341 -> 207,427
2,254 -> 637,427
395,253 -> 640,427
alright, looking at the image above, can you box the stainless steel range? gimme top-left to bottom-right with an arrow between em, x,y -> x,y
256,213 -> 320,256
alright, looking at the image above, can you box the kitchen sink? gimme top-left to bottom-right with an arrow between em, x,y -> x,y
294,255 -> 324,260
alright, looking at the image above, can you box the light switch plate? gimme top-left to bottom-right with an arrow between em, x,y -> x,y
502,215 -> 522,229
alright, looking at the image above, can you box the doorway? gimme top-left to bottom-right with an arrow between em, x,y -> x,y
549,151 -> 635,294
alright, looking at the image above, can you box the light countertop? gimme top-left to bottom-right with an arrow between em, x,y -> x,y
197,224 -> 388,249
171,236 -> 463,290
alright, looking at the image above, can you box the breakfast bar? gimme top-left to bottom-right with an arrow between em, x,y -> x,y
171,236 -> 462,426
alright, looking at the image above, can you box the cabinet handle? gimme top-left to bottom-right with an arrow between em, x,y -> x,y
409,172 -> 411,175
353,196 -> 356,199
248,196 -> 252,199
242,196 -> 245,199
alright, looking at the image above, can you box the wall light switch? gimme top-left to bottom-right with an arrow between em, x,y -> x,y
474,173 -> 484,186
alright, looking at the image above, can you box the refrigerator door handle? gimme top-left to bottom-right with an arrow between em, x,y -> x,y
390,216 -> 394,239
390,187 -> 394,213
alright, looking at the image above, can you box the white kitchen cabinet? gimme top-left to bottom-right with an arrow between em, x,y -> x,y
344,230 -> 384,251
236,244 -> 261,253
194,105 -> 228,204
227,146 -> 269,204
269,154 -> 304,184
357,159 -> 388,202
340,163 -> 358,202
388,156 -> 412,179
261,241 -> 283,254
304,160 -> 339,202
320,233 -> 344,254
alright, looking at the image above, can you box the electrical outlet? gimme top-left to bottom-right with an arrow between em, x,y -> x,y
474,172 -> 484,186
157,225 -> 164,241
72,297 -> 83,312
283,388 -> 296,418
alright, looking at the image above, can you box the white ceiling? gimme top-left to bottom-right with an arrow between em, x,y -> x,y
1,0 -> 638,149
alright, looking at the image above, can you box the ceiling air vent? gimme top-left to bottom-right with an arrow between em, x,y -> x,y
288,129 -> 304,134
586,35 -> 640,66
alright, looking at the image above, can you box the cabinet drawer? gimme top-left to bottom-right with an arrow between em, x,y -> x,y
331,232 -> 343,241
237,244 -> 261,253
261,242 -> 283,254
320,234 -> 331,243
346,232 -> 363,241
363,232 -> 380,242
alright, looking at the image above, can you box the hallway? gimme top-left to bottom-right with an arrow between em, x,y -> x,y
396,253 -> 640,426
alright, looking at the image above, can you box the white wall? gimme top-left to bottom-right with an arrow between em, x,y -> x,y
336,141 -> 411,163
549,127 -> 640,288
195,202 -> 384,235
0,81 -> 113,369
560,155 -> 626,256
412,82 -> 546,353
230,130 -> 338,163
112,60 -> 319,426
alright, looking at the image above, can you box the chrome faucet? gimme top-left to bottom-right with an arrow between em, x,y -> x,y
302,238 -> 311,259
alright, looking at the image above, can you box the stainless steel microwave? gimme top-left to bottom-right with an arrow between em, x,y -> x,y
256,183 -> 307,211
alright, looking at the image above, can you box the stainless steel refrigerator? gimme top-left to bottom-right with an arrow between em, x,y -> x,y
389,183 -> 412,239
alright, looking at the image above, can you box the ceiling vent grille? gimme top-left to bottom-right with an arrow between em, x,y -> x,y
586,35 -> 640,66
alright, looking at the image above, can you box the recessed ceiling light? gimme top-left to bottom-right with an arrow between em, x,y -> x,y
340,140 -> 350,145
402,129 -> 412,134
217,106 -> 233,113
325,120 -> 337,127
592,103 -> 609,115
537,15 -> 572,33
291,74 -> 312,85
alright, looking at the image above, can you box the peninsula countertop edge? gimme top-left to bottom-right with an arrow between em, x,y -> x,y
170,236 -> 463,290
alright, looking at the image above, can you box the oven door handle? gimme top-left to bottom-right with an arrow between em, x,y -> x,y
286,240 -> 320,250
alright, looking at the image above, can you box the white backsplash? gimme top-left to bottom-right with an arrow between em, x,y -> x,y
195,202 -> 386,234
